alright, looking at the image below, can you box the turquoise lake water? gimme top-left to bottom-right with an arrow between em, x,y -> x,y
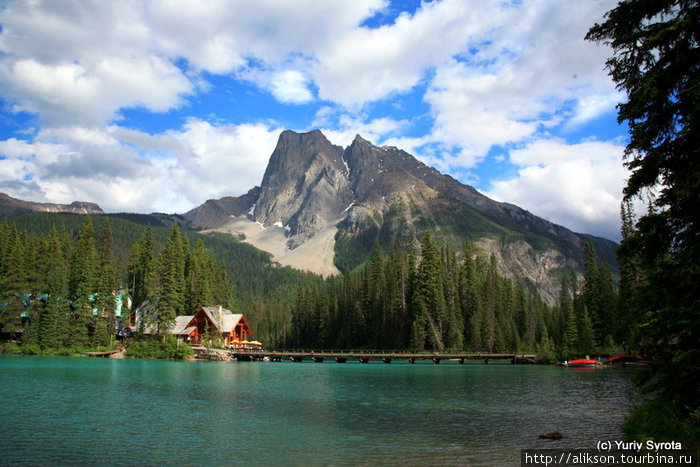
0,356 -> 636,466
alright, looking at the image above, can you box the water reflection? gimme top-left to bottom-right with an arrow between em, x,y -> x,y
1,357 -> 635,466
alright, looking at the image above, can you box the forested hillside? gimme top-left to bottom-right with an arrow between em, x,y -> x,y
0,213 -> 320,348
290,231 -> 621,359
1,212 -> 620,359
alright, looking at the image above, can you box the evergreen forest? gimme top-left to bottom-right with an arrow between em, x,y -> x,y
0,211 -> 620,362
0,213 -> 318,356
290,231 -> 620,361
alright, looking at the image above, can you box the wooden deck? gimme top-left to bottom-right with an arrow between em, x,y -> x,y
227,349 -> 537,364
82,349 -> 122,358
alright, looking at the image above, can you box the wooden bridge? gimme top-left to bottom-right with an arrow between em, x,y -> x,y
226,349 -> 537,364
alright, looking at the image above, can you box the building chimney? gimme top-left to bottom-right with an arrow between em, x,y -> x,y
217,305 -> 222,327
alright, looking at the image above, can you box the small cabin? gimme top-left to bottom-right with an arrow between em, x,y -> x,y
171,306 -> 253,347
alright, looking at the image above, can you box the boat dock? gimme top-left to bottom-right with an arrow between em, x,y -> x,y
227,349 -> 537,364
82,349 -> 123,358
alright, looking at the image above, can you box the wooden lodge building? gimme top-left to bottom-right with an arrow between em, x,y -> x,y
171,306 -> 253,347
135,304 -> 254,348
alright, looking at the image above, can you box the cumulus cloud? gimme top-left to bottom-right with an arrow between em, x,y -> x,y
0,0 -> 627,241
268,70 -> 314,104
420,1 -> 620,159
0,0 -> 388,125
0,120 -> 281,213
484,139 -> 627,241
313,107 -> 410,147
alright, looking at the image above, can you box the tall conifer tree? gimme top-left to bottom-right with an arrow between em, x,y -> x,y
69,215 -> 98,345
155,222 -> 186,335
94,220 -> 119,345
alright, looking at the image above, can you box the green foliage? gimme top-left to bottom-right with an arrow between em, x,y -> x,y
19,342 -> 42,355
0,342 -> 22,354
125,335 -> 194,359
551,243 -> 618,359
1,211 -> 320,350
290,232 -> 556,353
128,226 -> 156,311
624,398 -> 699,449
535,336 -> 557,364
0,215 -> 242,351
333,226 -> 379,272
154,222 -> 187,333
587,0 -> 700,445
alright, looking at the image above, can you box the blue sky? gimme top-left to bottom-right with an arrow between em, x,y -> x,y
0,0 -> 628,241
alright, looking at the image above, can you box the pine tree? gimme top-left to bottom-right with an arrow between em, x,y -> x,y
93,220 -> 119,346
187,239 -> 214,313
39,227 -> 70,350
414,231 -> 447,350
577,306 -> 595,355
364,243 -> 384,346
384,240 -> 409,348
587,2 -> 700,440
155,222 -> 186,335
481,254 -> 499,351
459,240 -> 482,350
616,199 -> 640,344
0,228 -> 28,335
442,247 -> 463,349
129,226 -> 156,311
69,215 -> 98,346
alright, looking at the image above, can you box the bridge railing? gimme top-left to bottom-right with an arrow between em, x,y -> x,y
236,348 -> 529,356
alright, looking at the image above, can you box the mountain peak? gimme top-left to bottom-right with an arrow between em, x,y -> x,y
254,129 -> 351,248
351,133 -> 371,145
182,129 -> 618,302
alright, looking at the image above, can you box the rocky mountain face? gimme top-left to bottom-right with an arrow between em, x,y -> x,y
0,193 -> 103,217
183,130 -> 618,303
253,130 -> 353,248
183,187 -> 260,229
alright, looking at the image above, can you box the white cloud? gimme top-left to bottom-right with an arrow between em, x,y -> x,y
418,0 -> 620,160
164,119 -> 281,205
568,92 -> 624,128
0,0 -> 627,242
0,120 -> 281,213
313,0 -> 505,108
0,0 -> 387,125
268,70 -> 314,104
485,139 -> 627,240
109,119 -> 282,212
313,109 -> 410,148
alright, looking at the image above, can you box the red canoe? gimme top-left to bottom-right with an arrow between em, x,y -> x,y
565,358 -> 602,368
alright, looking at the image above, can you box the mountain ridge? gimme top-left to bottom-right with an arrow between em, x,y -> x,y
0,193 -> 104,217
0,130 -> 618,305
183,129 -> 618,304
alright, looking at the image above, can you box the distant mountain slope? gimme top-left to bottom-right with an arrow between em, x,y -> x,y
0,192 -> 103,217
182,187 -> 261,229
183,130 -> 618,304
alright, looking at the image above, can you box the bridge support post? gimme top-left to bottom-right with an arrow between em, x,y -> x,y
458,358 -> 465,364
433,358 -> 441,364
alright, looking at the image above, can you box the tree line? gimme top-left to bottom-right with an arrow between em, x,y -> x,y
586,0 -> 698,446
289,230 -> 619,360
0,216 -> 235,353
